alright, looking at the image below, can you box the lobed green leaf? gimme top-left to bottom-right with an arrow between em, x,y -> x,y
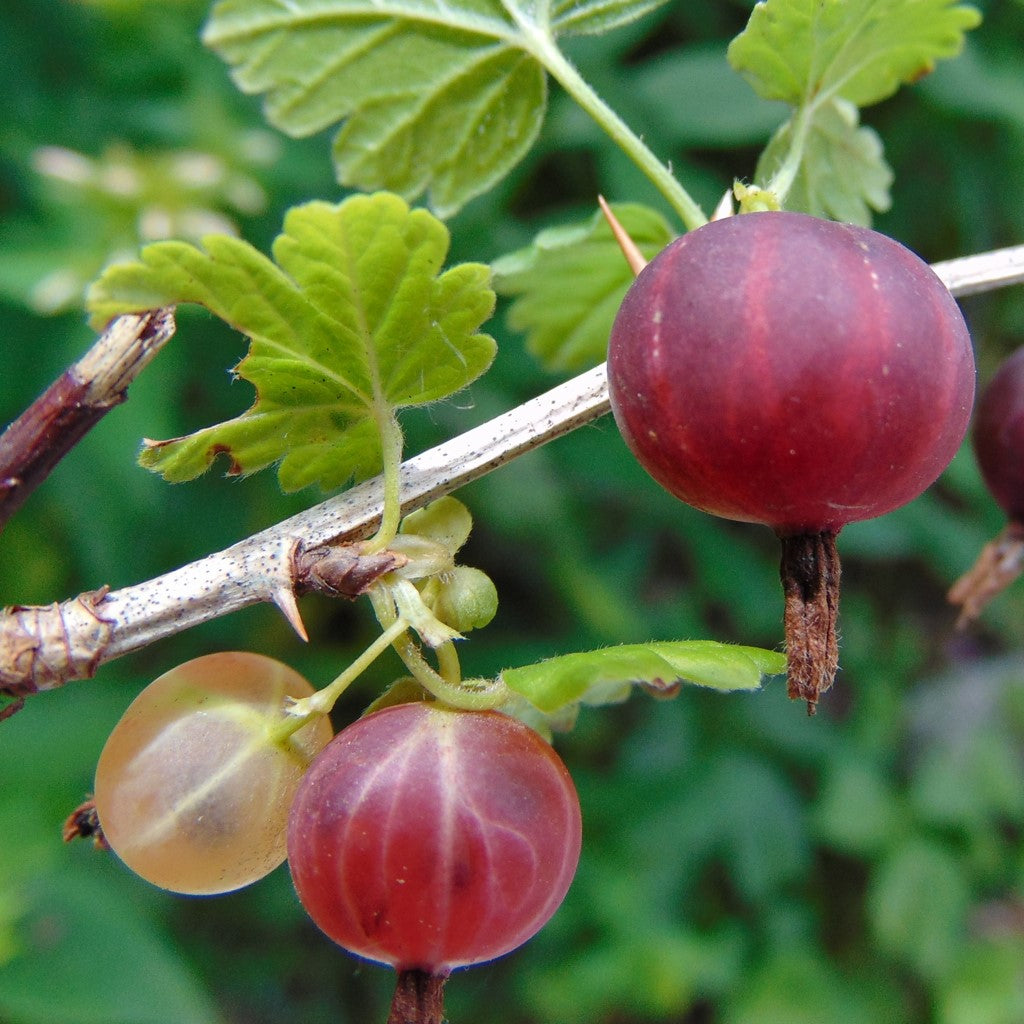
755,98 -> 893,225
501,639 -> 786,715
87,192 -> 496,490
202,0 -> 545,217
202,0 -> 669,216
728,0 -> 982,110
552,0 -> 672,36
493,202 -> 674,372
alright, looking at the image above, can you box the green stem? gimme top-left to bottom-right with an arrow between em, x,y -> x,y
368,588 -> 508,711
764,102 -> 815,208
522,28 -> 707,231
365,409 -> 404,554
370,586 -> 454,690
272,616 -> 411,742
435,641 -> 463,685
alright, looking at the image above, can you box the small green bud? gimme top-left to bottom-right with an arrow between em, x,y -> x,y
433,566 -> 498,632
400,496 -> 473,557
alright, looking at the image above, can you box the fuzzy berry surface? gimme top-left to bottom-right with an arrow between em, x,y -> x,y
607,210 -> 975,535
287,702 -> 581,974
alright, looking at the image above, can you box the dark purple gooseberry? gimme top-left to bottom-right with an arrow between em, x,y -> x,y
608,210 -> 975,709
949,347 -> 1024,623
972,347 -> 1024,521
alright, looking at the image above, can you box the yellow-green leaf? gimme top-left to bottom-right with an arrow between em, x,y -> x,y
728,0 -> 981,109
493,202 -> 674,372
755,98 -> 893,225
87,193 -> 496,491
502,640 -> 786,715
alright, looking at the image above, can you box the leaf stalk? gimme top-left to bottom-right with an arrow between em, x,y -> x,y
365,409 -> 406,553
763,103 -> 814,207
522,28 -> 707,231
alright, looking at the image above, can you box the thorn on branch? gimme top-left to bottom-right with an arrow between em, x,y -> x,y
270,538 -> 410,641
712,188 -> 736,221
272,583 -> 309,642
0,544 -> 408,705
597,195 -> 648,276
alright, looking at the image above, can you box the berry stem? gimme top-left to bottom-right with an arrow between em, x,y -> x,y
368,587 -> 509,711
274,615 -> 412,739
779,531 -> 841,714
387,969 -> 447,1024
948,520 -> 1024,627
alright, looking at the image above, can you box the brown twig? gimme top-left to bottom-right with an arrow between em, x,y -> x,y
0,309 -> 175,532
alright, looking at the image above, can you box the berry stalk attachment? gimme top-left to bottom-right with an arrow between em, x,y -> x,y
949,347 -> 1024,624
607,210 -> 975,711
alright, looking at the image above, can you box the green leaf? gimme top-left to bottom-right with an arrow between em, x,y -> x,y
909,729 -> 1024,832
86,193 -> 496,491
938,939 -> 1024,1024
868,838 -> 971,980
728,0 -> 981,110
493,202 -> 674,372
400,495 -> 474,557
727,949 -> 877,1024
813,757 -> 905,857
676,753 -> 810,905
0,868 -> 220,1024
501,639 -> 786,715
551,0 -> 671,36
755,98 -> 892,224
202,0 -> 670,216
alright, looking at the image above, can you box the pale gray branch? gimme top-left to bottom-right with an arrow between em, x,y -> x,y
3,242 -> 1024,695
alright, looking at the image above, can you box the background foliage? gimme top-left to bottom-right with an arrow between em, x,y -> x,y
2,0 -> 1024,1022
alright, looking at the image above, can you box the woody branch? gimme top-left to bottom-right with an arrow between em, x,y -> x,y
2,242 -> 1024,701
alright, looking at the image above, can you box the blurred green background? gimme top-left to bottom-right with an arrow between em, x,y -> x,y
2,0 -> 1024,1021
